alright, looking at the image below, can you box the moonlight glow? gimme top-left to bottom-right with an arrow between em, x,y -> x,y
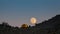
30,17 -> 37,24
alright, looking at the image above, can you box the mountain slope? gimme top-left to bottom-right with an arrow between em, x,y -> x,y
34,14 -> 60,34
0,14 -> 60,34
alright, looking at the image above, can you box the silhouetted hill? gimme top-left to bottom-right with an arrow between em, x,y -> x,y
35,14 -> 60,34
0,14 -> 60,34
36,15 -> 60,27
36,15 -> 60,26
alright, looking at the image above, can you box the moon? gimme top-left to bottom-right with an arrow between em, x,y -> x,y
30,17 -> 37,24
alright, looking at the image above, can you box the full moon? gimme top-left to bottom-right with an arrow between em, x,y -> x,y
30,17 -> 37,24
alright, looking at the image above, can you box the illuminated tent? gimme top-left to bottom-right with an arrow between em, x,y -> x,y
21,24 -> 28,29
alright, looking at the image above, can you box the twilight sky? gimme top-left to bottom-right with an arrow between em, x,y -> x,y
0,0 -> 60,27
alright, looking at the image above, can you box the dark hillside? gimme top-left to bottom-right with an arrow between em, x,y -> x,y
0,14 -> 60,34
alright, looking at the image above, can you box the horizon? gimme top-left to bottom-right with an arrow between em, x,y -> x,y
0,0 -> 60,27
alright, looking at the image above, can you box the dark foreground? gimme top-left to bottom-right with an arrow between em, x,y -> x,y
0,15 -> 60,34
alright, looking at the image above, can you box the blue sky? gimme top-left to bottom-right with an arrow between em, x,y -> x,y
0,0 -> 60,27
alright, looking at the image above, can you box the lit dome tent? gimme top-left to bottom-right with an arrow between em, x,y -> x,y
21,24 -> 28,29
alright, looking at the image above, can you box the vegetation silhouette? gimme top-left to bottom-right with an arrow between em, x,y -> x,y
0,14 -> 60,34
